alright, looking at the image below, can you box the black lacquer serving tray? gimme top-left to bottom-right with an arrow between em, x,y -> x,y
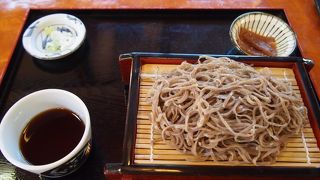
0,9 -> 306,179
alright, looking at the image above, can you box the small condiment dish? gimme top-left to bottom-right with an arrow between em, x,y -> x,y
230,12 -> 297,56
22,13 -> 86,60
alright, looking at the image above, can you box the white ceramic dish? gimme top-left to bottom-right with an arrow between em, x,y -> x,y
0,89 -> 91,178
230,12 -> 297,57
22,13 -> 86,60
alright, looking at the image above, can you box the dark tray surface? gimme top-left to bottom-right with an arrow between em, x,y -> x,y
0,9 -> 300,180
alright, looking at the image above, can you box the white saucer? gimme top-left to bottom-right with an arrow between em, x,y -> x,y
230,12 -> 297,57
23,14 -> 86,60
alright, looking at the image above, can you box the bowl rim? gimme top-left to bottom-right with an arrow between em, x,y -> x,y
229,11 -> 297,57
22,13 -> 86,60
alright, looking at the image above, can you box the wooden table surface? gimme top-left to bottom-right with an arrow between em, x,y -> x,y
0,0 -> 320,179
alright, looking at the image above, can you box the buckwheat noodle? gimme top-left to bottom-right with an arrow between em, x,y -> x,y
148,56 -> 307,165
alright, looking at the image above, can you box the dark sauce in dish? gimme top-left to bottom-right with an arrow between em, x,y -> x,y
237,27 -> 277,56
19,108 -> 85,165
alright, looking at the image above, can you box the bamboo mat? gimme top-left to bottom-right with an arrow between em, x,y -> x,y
134,64 -> 320,167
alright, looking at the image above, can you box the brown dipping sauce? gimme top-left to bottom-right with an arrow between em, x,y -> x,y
19,108 -> 85,165
237,27 -> 277,56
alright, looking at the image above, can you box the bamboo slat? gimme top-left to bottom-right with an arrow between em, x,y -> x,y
133,64 -> 320,168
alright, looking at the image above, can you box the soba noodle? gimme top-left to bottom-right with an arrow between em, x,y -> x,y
147,56 -> 307,165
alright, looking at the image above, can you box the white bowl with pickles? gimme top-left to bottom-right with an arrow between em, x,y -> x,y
22,13 -> 86,60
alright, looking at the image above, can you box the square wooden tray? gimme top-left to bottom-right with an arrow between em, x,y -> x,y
105,52 -> 320,178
